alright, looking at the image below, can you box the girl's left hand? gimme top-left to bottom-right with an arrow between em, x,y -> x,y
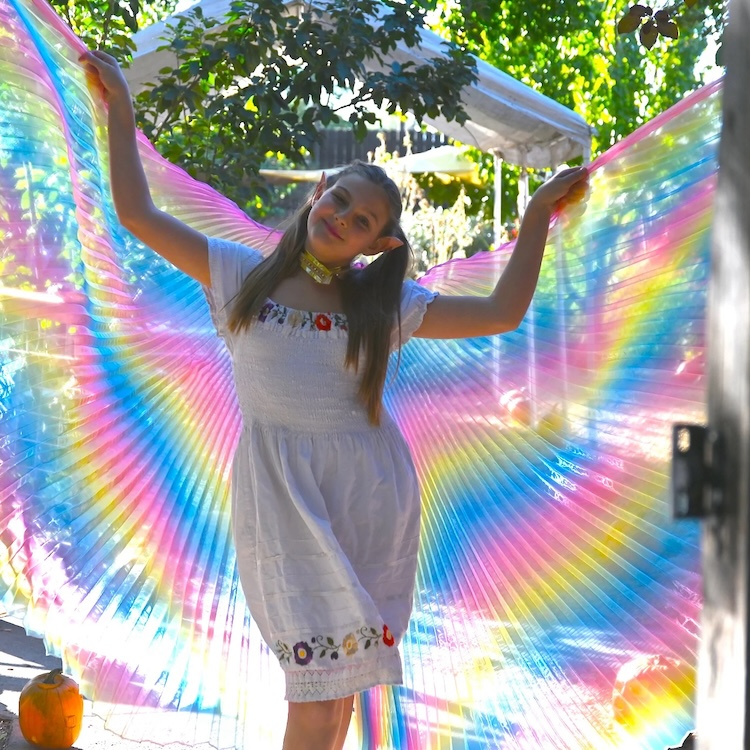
78,50 -> 132,105
530,166 -> 589,212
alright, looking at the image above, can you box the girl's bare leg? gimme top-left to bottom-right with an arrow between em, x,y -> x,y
332,694 -> 355,750
282,698 -> 346,750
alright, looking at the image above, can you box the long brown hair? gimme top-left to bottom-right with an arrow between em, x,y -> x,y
227,161 -> 412,425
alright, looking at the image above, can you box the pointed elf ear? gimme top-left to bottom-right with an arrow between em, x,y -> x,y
312,172 -> 327,204
365,236 -> 403,256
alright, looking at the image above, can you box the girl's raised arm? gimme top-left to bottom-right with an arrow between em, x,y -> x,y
80,50 -> 210,286
412,167 -> 589,340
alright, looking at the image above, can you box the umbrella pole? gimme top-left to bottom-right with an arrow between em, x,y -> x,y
492,151 -> 503,249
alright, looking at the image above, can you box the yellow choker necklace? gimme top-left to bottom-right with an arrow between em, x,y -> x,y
299,249 -> 348,285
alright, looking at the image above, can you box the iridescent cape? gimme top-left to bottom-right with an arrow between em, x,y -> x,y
0,0 -> 718,747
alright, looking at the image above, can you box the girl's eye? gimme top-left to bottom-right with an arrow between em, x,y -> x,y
332,192 -> 345,204
358,216 -> 370,229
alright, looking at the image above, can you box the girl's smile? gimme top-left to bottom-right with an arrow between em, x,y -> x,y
323,219 -> 343,240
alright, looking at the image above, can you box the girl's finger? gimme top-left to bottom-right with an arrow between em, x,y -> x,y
91,49 -> 118,66
568,179 -> 589,196
555,166 -> 588,182
78,52 -> 105,69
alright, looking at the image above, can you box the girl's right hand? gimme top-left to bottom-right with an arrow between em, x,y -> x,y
529,166 -> 589,213
79,50 -> 131,105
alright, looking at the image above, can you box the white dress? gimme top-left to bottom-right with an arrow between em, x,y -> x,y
204,237 -> 437,702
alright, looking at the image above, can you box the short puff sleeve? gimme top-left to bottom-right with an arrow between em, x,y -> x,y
203,236 -> 264,341
394,279 -> 439,349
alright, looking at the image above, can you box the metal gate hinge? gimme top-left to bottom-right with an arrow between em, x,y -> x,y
671,424 -> 724,519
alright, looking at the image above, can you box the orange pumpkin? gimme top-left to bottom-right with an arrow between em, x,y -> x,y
18,668 -> 83,749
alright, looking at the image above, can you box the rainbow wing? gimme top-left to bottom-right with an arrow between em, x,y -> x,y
1,0 -> 281,745
378,81 -> 716,749
0,0 -> 717,746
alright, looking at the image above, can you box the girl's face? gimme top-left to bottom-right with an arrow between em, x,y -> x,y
306,174 -> 399,265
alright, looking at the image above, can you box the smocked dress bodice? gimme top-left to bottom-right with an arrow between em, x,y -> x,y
231,299 -> 371,433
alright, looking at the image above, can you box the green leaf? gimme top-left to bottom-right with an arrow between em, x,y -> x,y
639,19 -> 658,48
617,13 -> 642,34
656,18 -> 679,39
121,8 -> 138,33
629,4 -> 653,18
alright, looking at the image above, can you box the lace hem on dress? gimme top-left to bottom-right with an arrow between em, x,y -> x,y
284,648 -> 403,702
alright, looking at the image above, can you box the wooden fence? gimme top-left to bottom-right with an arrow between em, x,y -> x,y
313,125 -> 449,168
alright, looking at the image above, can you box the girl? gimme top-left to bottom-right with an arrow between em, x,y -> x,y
80,49 -> 588,750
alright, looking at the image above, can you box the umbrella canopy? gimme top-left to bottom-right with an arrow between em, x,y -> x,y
259,145 -> 483,185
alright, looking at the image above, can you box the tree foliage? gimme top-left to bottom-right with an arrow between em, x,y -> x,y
132,0 -> 476,217
47,0 -> 177,57
418,0 -> 725,228
429,0 -> 725,153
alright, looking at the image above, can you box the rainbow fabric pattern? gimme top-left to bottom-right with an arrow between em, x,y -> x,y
0,0 -> 718,746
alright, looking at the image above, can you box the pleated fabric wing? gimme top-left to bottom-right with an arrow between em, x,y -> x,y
376,83 -> 716,750
0,0 -> 717,746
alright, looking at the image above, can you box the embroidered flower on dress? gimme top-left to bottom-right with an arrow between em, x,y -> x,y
358,625 -> 383,650
275,640 -> 293,664
311,635 -> 341,660
293,641 -> 313,665
314,314 -> 332,331
383,625 -> 395,647
342,633 -> 358,656
258,302 -> 274,322
287,310 -> 304,328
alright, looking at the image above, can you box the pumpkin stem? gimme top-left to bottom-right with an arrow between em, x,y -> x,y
43,668 -> 63,684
